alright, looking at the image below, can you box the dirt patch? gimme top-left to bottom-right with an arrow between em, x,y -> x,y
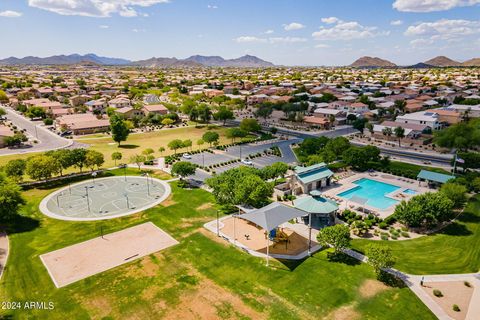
163,278 -> 264,320
196,203 -> 213,211
323,304 -> 360,320
198,228 -> 230,247
359,279 -> 389,298
161,195 -> 176,207
422,281 -> 474,320
77,295 -> 113,319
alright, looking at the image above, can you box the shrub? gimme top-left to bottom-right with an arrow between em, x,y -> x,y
401,231 -> 410,238
464,281 -> 471,287
452,305 -> 460,312
433,289 -> 443,297
380,235 -> 389,240
379,222 -> 388,229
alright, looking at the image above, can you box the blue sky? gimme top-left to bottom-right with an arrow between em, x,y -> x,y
1,0 -> 479,65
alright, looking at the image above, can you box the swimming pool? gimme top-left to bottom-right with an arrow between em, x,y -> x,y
337,178 -> 400,210
403,188 -> 418,195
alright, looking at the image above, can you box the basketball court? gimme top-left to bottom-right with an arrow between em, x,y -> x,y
39,175 -> 171,221
40,222 -> 178,288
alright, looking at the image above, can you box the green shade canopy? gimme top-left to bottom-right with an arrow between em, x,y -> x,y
294,163 -> 334,185
417,170 -> 454,184
293,195 -> 338,214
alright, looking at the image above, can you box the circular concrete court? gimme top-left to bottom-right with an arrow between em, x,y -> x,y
39,176 -> 171,221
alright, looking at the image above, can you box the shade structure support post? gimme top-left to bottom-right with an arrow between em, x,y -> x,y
266,235 -> 270,266
308,213 -> 312,256
233,214 -> 236,246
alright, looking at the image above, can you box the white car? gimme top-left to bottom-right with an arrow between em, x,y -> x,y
241,159 -> 253,166
182,153 -> 192,159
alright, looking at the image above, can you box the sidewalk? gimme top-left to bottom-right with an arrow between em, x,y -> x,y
341,248 -> 477,320
0,232 -> 9,279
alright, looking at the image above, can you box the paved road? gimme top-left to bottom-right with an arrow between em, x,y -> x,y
0,107 -> 71,156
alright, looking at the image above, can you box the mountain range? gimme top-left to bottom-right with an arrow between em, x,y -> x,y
0,53 -> 274,68
349,55 -> 480,68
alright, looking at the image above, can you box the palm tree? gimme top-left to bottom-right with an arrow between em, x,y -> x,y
382,127 -> 392,137
394,126 -> 405,147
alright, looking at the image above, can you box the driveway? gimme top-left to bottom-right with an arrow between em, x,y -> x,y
0,107 -> 72,156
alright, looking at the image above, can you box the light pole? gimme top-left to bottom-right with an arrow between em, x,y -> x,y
124,193 -> 130,209
92,171 -> 97,185
34,125 -> 38,139
84,186 -> 90,212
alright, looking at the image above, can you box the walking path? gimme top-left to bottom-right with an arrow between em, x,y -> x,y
0,232 -> 9,279
342,248 -> 480,320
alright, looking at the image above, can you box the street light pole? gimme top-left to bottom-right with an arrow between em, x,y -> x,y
85,186 -> 90,212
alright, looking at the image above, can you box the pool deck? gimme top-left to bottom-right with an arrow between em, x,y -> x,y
321,172 -> 432,218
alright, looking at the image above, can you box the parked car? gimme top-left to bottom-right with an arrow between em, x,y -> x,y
182,153 -> 192,159
241,159 -> 253,166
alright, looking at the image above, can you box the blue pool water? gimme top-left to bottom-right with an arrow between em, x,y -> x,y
337,178 -> 400,210
403,188 -> 418,195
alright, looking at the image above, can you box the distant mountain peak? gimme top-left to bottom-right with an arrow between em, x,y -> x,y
350,56 -> 396,68
424,56 -> 461,67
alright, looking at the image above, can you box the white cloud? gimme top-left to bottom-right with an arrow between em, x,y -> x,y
132,28 -> 146,32
207,4 -> 218,9
390,20 -> 403,26
28,0 -> 169,18
321,17 -> 340,24
234,36 -> 267,43
283,22 -> 305,31
0,10 -> 23,18
410,38 -> 434,47
269,37 -> 307,43
264,29 -> 274,34
234,35 -> 307,44
405,19 -> 480,40
312,20 -> 388,40
393,0 -> 480,12
99,24 -> 109,28
314,44 -> 330,48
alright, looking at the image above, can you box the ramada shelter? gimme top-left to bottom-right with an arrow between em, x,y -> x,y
291,163 -> 334,194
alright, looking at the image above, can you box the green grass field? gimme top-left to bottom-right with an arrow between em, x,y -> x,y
77,126 -> 231,168
352,195 -> 480,275
0,126 -> 231,170
0,169 -> 436,319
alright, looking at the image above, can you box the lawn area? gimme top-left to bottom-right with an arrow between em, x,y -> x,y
76,126 -> 231,168
352,195 -> 480,275
0,169 -> 436,319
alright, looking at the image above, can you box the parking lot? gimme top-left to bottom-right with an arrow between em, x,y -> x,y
185,139 -> 299,183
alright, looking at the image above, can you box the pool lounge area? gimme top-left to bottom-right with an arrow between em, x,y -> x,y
322,173 -> 431,218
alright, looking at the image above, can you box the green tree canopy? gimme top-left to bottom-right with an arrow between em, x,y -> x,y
111,152 -> 122,166
240,118 -> 261,133
85,150 -> 104,171
171,161 -> 197,180
168,139 -> 184,154
3,159 -> 26,182
365,244 -> 395,276
440,182 -> 467,208
26,155 -> 60,181
316,224 -> 351,254
109,114 -> 129,146
213,106 -> 234,125
0,173 -> 25,220
394,192 -> 454,229
202,131 -> 220,147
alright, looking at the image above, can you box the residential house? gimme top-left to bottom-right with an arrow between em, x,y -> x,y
142,104 -> 169,115
395,111 -> 442,130
56,113 -> 110,135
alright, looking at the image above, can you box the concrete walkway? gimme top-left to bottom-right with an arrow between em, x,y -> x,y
0,232 -> 9,279
342,248 -> 480,320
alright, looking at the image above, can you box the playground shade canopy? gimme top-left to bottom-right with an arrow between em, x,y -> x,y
417,170 -> 455,184
238,202 -> 307,231
293,195 -> 338,214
